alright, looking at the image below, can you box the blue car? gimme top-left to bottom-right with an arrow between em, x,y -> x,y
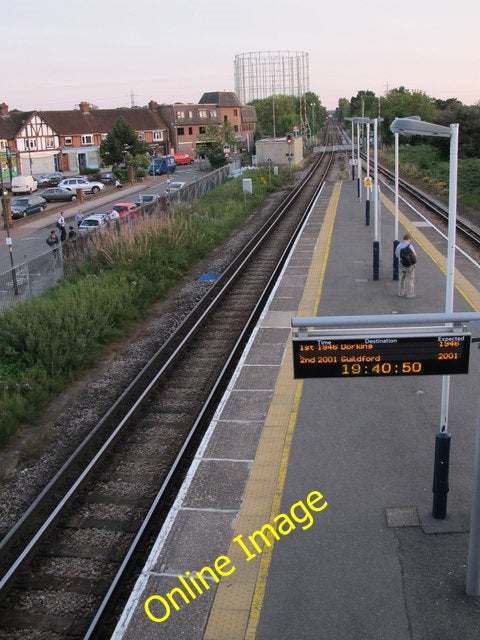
147,155 -> 176,175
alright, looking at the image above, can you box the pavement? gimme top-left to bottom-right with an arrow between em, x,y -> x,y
111,176 -> 480,640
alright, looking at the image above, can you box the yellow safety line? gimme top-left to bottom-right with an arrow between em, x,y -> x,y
381,194 -> 480,311
203,181 -> 342,640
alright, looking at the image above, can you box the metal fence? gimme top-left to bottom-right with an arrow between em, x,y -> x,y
0,163 -> 237,313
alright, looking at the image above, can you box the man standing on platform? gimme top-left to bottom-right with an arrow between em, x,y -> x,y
395,234 -> 417,298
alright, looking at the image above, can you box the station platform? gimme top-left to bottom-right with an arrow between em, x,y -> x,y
112,177 -> 480,640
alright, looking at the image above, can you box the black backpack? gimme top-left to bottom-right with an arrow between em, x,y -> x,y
400,244 -> 416,267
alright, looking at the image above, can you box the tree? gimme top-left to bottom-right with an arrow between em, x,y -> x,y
299,91 -> 327,140
250,92 -> 325,140
336,98 -> 351,120
197,122 -> 236,169
379,88 -> 440,144
99,116 -> 148,167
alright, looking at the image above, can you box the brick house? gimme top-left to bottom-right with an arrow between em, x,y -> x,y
157,103 -> 222,157
159,91 -> 257,157
199,91 -> 256,152
41,101 -> 169,173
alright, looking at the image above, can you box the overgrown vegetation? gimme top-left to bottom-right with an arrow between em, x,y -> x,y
379,144 -> 480,212
0,169 -> 290,448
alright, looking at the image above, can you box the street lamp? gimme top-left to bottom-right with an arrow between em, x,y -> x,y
0,166 -> 18,295
390,116 -> 458,519
310,103 -> 315,147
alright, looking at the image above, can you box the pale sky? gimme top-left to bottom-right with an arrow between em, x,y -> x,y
5,0 -> 479,112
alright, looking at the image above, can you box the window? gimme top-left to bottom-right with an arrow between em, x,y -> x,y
199,126 -> 206,134
234,125 -> 239,133
138,131 -> 145,141
153,130 -> 162,141
27,138 -> 37,150
81,135 -> 93,145
188,111 -> 193,118
210,110 -> 217,118
64,137 -> 73,145
234,109 -> 238,117
188,127 -> 193,135
176,111 -> 185,119
45,137 -> 54,148
177,127 -> 184,136
199,110 -> 207,118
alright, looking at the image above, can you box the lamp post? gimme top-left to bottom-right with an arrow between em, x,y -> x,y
351,117 -> 374,219
390,117 -> 457,519
310,103 -> 315,147
0,168 -> 18,295
344,117 -> 355,180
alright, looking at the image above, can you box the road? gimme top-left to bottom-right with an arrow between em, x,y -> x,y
0,164 -> 200,272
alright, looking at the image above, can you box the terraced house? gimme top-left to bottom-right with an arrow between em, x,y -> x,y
0,93 -> 256,180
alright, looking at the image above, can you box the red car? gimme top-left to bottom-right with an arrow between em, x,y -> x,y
173,153 -> 194,165
108,202 -> 140,219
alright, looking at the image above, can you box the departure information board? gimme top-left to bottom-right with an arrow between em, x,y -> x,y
292,333 -> 471,379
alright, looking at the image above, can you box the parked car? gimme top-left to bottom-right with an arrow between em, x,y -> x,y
97,170 -> 114,184
135,193 -> 160,206
57,177 -> 105,195
78,213 -> 109,233
11,195 -> 47,219
11,175 -> 38,194
108,202 -> 139,218
147,155 -> 176,175
40,187 -> 78,202
173,153 -> 194,165
167,181 -> 186,193
37,172 -> 63,186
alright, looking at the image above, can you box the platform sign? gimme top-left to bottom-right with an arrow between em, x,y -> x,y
292,333 -> 471,379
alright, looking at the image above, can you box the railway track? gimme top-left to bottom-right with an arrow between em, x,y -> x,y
0,124 -> 343,639
361,153 -> 480,247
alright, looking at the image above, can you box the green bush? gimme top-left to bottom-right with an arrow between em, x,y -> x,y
80,167 -> 101,177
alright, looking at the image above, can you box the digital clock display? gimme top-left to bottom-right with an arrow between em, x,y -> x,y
292,334 -> 471,379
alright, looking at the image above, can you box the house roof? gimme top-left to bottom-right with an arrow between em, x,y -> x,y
0,110 -> 35,139
40,107 -> 167,136
198,92 -> 243,107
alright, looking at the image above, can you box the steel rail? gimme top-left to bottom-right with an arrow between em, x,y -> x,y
0,147 -> 335,613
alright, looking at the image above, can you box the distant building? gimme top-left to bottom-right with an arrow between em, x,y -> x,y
255,135 -> 304,167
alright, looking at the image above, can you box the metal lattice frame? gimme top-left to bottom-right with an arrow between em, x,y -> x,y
234,51 -> 310,104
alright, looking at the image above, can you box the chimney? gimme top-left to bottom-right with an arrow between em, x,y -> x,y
0,103 -> 8,117
79,101 -> 90,114
148,100 -> 158,112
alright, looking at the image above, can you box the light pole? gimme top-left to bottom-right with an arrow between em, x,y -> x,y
0,168 -> 18,295
344,117 -> 355,180
390,116 -> 457,520
351,117 -> 373,217
310,103 -> 315,147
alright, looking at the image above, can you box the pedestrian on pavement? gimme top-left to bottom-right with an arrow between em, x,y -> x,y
46,229 -> 60,258
74,210 -> 84,228
395,234 -> 417,298
68,225 -> 77,240
57,212 -> 66,242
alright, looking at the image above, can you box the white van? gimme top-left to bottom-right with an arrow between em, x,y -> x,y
11,175 -> 38,194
